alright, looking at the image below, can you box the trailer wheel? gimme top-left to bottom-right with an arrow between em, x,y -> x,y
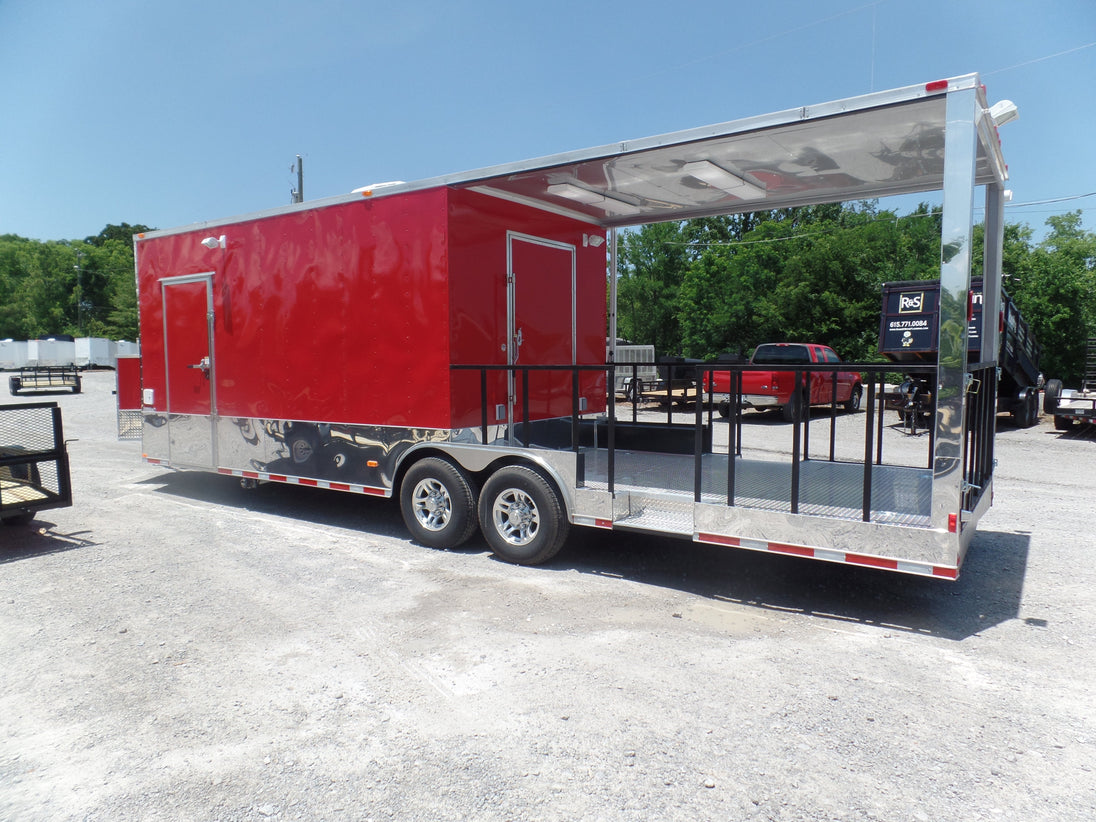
1044,379 -> 1063,415
717,400 -> 730,418
479,465 -> 568,565
400,457 -> 478,549
1054,414 -> 1074,431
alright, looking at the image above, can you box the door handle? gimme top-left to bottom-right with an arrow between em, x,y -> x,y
187,356 -> 211,377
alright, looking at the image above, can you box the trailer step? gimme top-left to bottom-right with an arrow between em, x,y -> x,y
615,494 -> 694,536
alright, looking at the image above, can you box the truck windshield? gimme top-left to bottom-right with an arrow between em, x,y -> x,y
753,345 -> 810,365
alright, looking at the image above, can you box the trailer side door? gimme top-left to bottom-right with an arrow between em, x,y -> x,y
506,233 -> 576,433
162,274 -> 216,468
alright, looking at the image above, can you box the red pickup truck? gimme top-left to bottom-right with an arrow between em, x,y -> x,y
707,343 -> 863,422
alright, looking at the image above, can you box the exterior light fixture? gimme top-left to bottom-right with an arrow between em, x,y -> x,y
683,160 -> 767,200
989,100 -> 1019,127
547,182 -> 641,215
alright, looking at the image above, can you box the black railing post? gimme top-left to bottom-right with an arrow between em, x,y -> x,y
480,368 -> 489,443
521,367 -> 530,448
862,380 -> 876,521
790,368 -> 802,514
694,365 -> 704,503
875,373 -> 885,466
571,366 -> 580,452
829,373 -> 838,461
631,363 -> 638,423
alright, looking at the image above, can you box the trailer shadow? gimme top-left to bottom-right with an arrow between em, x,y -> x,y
560,526 -> 1029,642
138,471 -> 410,538
0,520 -> 97,563
139,473 -> 1028,642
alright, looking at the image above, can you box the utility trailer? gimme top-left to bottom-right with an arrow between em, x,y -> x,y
879,277 -> 1042,428
0,402 -> 73,525
134,74 -> 1013,578
1044,338 -> 1096,430
9,366 -> 82,396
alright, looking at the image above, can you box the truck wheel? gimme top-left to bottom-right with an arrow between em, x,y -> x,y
782,391 -> 805,423
400,457 -> 478,549
843,386 -> 862,413
479,465 -> 568,565
717,400 -> 730,418
1043,379 -> 1063,415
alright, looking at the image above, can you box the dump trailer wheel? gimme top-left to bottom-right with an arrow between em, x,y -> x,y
479,465 -> 568,565
400,457 -> 478,549
1044,379 -> 1063,415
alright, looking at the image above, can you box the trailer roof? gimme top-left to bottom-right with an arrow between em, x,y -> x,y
429,74 -> 1008,228
142,73 -> 1008,238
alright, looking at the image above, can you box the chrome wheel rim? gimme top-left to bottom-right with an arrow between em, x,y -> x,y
491,488 -> 539,546
411,478 -> 452,531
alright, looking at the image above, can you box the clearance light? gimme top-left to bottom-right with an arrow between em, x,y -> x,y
948,513 -> 958,533
683,160 -> 767,200
925,79 -> 949,93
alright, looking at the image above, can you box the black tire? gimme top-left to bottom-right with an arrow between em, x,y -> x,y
1,512 -> 34,526
782,391 -> 805,423
400,457 -> 478,549
478,465 -> 568,565
1054,414 -> 1074,431
717,400 -> 730,419
1044,379 -> 1063,415
843,385 -> 863,413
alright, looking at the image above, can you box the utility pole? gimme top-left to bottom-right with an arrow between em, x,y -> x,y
74,251 -> 84,336
291,155 -> 304,203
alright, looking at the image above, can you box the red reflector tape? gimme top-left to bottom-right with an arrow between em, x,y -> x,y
697,532 -> 740,547
768,542 -> 815,558
846,553 -> 899,571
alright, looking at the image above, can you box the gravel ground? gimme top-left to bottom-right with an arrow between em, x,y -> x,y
2,371 -> 1095,821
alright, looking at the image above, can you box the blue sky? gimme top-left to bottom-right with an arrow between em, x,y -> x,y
2,0 -> 1093,242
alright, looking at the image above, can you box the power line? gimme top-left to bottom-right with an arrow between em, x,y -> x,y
984,41 -> 1096,77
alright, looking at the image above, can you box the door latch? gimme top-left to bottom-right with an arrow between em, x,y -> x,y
187,356 -> 211,378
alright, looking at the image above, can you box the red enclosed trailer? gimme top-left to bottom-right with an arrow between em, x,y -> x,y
135,74 -> 1013,577
136,186 -> 607,562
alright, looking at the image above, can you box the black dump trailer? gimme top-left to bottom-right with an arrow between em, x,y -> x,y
879,277 -> 1042,428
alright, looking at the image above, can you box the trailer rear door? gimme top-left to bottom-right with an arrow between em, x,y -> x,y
162,274 -> 216,468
